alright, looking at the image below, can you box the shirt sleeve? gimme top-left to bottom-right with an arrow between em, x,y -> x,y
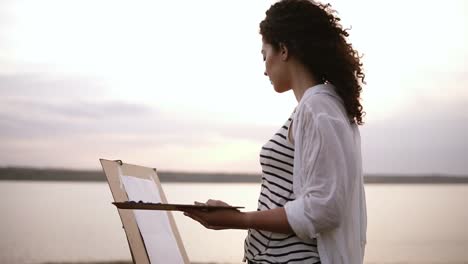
284,104 -> 355,241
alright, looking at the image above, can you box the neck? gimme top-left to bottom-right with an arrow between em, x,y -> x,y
288,62 -> 318,103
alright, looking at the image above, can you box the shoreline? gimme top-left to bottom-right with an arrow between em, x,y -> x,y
1,167 -> 468,184
41,262 -> 227,264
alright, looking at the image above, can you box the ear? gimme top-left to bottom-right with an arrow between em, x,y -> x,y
279,43 -> 289,61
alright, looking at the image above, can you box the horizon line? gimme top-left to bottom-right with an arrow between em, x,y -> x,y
0,165 -> 467,178
1,167 -> 468,184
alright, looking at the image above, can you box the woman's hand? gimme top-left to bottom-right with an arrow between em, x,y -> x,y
183,200 -> 293,234
183,199 -> 247,230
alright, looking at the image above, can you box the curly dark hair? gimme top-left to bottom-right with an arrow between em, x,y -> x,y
260,0 -> 365,125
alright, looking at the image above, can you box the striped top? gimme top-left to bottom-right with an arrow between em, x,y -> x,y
244,113 -> 320,264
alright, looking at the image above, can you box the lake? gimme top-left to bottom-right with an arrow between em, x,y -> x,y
1,181 -> 467,263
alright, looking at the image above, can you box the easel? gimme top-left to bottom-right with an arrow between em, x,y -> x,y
100,159 -> 190,264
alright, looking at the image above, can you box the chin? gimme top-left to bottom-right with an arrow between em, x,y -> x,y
273,85 -> 290,93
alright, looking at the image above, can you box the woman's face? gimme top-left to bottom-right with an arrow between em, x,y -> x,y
261,40 -> 290,93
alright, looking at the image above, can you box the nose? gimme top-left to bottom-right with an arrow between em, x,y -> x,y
264,71 -> 268,76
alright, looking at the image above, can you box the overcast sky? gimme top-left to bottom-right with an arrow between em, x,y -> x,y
0,0 -> 467,175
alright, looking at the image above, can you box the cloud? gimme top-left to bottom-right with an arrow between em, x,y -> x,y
1,73 -> 467,174
0,72 -> 276,171
0,73 -> 107,99
0,72 -> 277,146
0,96 -> 275,141
0,100 -> 152,137
361,97 -> 468,175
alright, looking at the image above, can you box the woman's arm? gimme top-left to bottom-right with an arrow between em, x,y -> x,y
183,199 -> 294,234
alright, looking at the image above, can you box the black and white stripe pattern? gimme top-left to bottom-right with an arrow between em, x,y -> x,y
244,114 -> 320,263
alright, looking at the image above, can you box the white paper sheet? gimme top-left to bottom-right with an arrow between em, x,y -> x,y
122,175 -> 184,264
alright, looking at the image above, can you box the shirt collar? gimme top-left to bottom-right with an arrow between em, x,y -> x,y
301,83 -> 342,102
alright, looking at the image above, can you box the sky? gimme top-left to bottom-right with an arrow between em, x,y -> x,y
0,0 -> 467,175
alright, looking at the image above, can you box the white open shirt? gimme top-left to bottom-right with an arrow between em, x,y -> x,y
284,84 -> 367,264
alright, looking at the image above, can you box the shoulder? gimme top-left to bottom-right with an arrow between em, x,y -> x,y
295,83 -> 347,124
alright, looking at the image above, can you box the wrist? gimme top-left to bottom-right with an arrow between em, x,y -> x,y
241,211 -> 253,230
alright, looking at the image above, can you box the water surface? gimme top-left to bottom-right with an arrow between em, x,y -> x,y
1,181 -> 467,263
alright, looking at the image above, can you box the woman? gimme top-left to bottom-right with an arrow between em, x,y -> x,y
183,0 -> 367,263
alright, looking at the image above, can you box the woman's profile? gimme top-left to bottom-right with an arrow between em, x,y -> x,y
184,0 -> 367,263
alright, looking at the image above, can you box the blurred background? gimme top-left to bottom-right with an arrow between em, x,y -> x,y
1,0 -> 467,263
